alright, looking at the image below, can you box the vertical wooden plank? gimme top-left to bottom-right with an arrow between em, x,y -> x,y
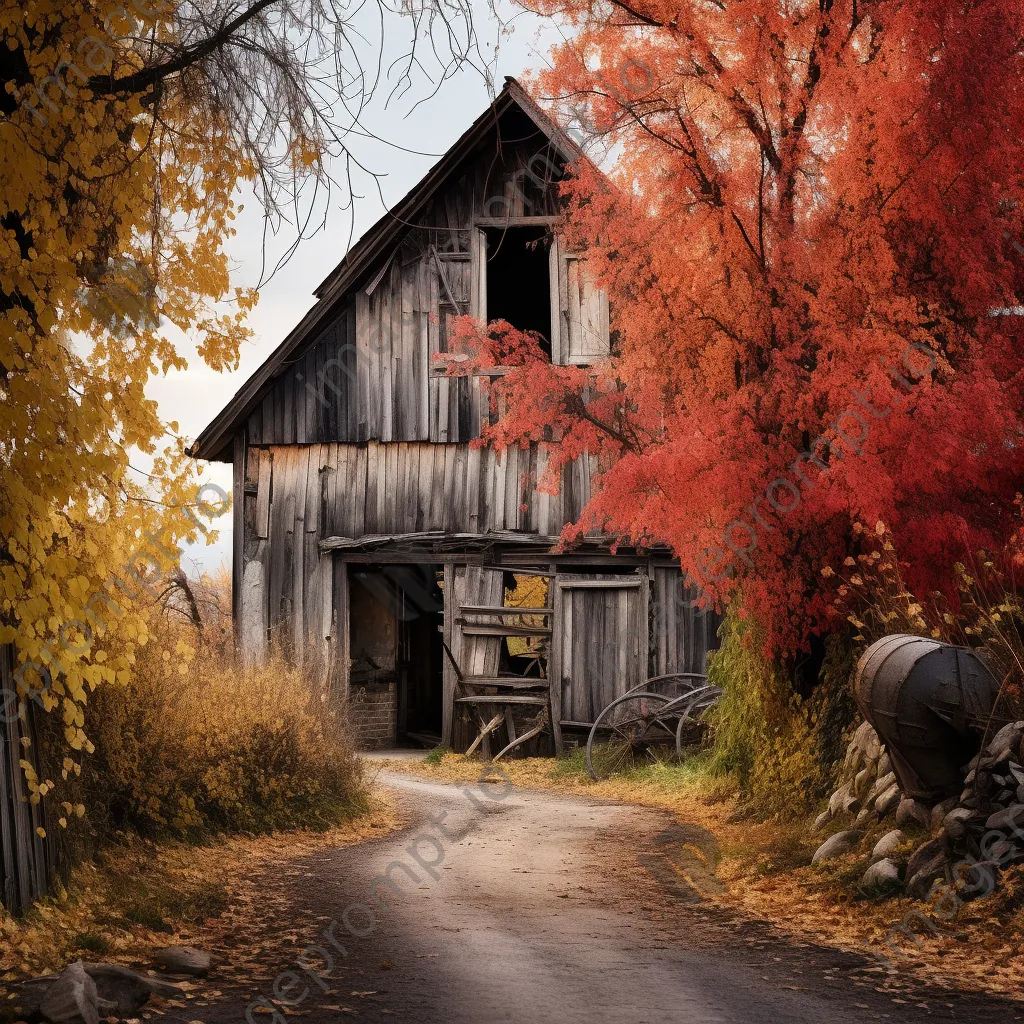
452,445 -> 469,533
332,556 -> 350,701
291,447 -> 308,668
549,236 -> 562,365
304,444 -> 320,535
232,432 -> 245,646
491,447 -> 507,533
364,442 -> 380,535
255,448 -> 271,538
470,227 -> 487,322
351,444 -> 367,539
466,445 -> 481,534
356,291 -> 371,441
381,269 -> 395,442
441,561 -> 456,747
504,445 -> 519,531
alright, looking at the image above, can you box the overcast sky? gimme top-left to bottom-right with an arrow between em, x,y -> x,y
149,3 -> 560,575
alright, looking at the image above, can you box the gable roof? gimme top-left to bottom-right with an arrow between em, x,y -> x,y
188,77 -> 584,463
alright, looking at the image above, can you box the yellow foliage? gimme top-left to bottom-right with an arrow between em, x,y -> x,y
0,3 -> 260,760
41,613 -> 367,841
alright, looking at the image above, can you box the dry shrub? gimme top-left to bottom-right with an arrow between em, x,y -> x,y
705,607 -> 857,817
64,613 -> 365,842
829,518 -> 1024,722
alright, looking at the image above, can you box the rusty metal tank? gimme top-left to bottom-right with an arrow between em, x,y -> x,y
854,634 -> 1006,800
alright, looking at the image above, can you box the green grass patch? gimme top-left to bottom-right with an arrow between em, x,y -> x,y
73,931 -> 112,954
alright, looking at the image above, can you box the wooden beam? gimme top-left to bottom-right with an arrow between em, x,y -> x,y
441,562 -> 456,747
475,216 -> 562,227
458,605 -> 553,615
456,622 -> 552,637
319,530 -> 562,552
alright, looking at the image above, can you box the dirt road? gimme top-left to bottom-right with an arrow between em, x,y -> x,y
171,770 -> 1023,1023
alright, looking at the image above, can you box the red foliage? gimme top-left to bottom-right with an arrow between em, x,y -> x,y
455,2 -> 1024,655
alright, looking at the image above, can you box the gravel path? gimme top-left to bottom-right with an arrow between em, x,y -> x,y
165,770 -> 1024,1023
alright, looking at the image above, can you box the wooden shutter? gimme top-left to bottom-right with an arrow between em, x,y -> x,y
470,227 -> 487,322
552,242 -> 610,365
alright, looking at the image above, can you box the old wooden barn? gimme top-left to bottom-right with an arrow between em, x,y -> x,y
190,78 -> 719,755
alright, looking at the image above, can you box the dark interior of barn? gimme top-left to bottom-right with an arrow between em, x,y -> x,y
485,226 -> 552,357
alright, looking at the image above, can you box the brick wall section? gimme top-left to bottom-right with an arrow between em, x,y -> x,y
349,682 -> 397,750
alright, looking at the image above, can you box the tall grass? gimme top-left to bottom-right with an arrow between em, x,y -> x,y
43,581 -> 365,848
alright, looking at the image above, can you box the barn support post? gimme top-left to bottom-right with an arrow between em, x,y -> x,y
232,431 -> 246,647
547,558 -> 564,755
441,561 -> 456,747
332,555 -> 351,704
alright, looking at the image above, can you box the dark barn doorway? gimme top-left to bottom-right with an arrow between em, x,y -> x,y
348,564 -> 444,748
485,226 -> 552,357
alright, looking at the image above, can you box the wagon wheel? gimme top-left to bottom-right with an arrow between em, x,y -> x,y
674,685 -> 723,760
586,691 -> 681,781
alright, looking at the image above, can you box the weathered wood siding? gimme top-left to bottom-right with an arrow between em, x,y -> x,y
238,441 -> 600,680
444,566 -> 506,749
552,574 -> 648,728
651,567 -> 723,677
245,115 -> 609,449
1,644 -> 56,914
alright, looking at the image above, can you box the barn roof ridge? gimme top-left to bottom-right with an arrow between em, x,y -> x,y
189,77 -> 584,463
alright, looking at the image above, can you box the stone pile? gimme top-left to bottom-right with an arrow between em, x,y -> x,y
18,962 -> 183,1023
812,719 -> 1024,899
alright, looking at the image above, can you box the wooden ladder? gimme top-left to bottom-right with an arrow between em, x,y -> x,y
446,603 -> 554,761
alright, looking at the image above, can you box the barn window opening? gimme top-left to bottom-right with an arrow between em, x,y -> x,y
485,226 -> 552,358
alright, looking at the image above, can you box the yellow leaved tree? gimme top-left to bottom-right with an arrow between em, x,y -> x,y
0,0 -> 480,793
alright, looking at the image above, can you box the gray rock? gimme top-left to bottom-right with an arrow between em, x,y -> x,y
905,838 -> 949,899
895,796 -> 931,829
86,963 -> 179,1016
854,766 -> 874,796
154,945 -> 211,977
941,807 -> 975,841
867,771 -> 896,804
854,804 -> 875,827
862,726 -> 882,762
1018,784 -> 1024,803
19,963 -> 181,1020
985,838 -> 1019,864
813,809 -> 832,831
875,783 -> 901,818
812,830 -> 862,865
929,797 -> 959,832
985,803 -> 1024,833
877,751 -> 893,778
861,857 -> 900,888
17,977 -> 56,1018
870,829 -> 905,863
829,782 -> 860,817
39,961 -> 110,1024
907,837 -> 947,881
907,855 -> 948,900
1009,762 -> 1024,786
987,721 -> 1024,757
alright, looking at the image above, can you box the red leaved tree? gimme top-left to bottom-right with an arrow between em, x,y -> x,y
454,1 -> 1024,655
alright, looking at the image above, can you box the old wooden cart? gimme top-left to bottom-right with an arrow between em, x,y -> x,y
585,672 -> 722,780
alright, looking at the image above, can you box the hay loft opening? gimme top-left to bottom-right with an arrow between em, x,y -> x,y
485,226 -> 552,358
